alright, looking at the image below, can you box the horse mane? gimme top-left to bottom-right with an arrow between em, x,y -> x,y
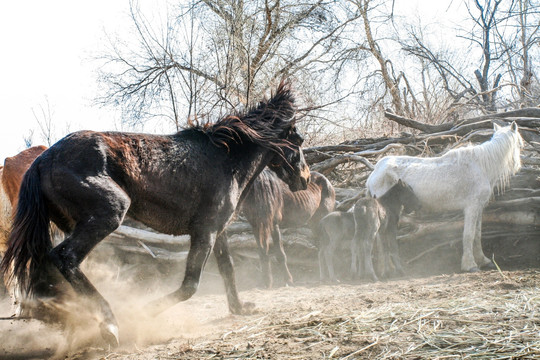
185,81 -> 296,154
451,125 -> 523,192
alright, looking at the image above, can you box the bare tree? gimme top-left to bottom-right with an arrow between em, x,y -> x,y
98,0 -> 361,134
495,0 -> 540,107
31,96 -> 57,147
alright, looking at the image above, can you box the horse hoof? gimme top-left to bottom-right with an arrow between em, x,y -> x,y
240,302 -> 257,315
481,262 -> 497,270
466,267 -> 481,273
100,323 -> 119,347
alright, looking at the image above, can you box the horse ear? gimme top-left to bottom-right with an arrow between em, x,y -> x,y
511,121 -> 518,132
493,122 -> 501,131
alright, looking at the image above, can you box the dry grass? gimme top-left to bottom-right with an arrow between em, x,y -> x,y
3,267 -> 538,360
96,270 -> 539,360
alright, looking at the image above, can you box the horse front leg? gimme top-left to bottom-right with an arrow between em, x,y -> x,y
213,232 -> 255,315
318,246 -> 328,282
350,235 -> 360,278
362,232 -> 379,282
147,229 -> 215,315
472,210 -> 495,270
271,224 -> 293,286
323,240 -> 338,283
385,225 -> 405,277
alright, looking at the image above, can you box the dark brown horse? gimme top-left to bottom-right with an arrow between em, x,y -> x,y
241,170 -> 335,288
0,81 -> 310,345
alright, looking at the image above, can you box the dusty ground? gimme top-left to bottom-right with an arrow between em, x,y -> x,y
0,257 -> 538,359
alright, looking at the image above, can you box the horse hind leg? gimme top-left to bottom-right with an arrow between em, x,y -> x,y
213,232 -> 254,315
271,224 -> 293,287
254,225 -> 273,289
49,199 -> 130,346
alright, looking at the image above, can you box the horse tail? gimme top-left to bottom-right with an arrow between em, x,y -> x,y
0,158 -> 52,297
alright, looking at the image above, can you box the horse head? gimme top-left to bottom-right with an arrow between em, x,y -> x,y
268,124 -> 310,192
395,179 -> 421,214
493,121 -> 524,179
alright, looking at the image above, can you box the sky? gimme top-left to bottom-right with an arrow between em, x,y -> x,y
0,0 -> 464,161
0,1 -> 128,160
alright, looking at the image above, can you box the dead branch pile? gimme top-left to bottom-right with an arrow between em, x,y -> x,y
101,108 -> 540,279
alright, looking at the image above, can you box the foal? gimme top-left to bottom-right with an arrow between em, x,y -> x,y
242,170 -> 335,288
318,209 -> 355,282
351,179 -> 420,281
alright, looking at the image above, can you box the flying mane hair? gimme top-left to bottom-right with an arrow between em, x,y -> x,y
185,81 -> 297,154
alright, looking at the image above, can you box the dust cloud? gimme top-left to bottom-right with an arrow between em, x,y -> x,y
0,247 -> 236,359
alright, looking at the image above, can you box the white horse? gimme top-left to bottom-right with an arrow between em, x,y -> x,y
366,122 -> 524,272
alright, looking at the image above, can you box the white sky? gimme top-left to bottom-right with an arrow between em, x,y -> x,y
0,0 -> 464,161
0,1 -> 128,160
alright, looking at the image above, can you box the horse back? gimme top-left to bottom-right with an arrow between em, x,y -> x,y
36,130 -> 237,235
2,145 -> 47,207
367,155 -> 492,211
0,167 -> 11,254
319,211 -> 355,248
279,171 -> 334,228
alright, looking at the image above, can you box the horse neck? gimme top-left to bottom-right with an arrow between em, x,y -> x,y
467,131 -> 521,190
234,147 -> 277,205
377,187 -> 404,219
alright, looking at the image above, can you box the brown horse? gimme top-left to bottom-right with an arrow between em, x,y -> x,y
1,81 -> 310,345
0,146 -> 47,296
0,146 -> 48,240
241,170 -> 335,288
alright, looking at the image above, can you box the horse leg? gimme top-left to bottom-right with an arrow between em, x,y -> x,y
350,234 -> 360,278
461,207 -> 482,272
374,235 -> 388,279
317,228 -> 329,282
318,246 -> 327,282
49,216 -> 127,346
254,225 -> 273,289
147,228 -> 215,314
385,225 -> 405,277
43,178 -> 130,346
472,212 -> 495,269
362,232 -> 379,282
213,232 -> 255,315
271,224 -> 293,286
324,239 -> 338,282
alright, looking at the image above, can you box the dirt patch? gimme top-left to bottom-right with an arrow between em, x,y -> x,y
1,259 -> 538,359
